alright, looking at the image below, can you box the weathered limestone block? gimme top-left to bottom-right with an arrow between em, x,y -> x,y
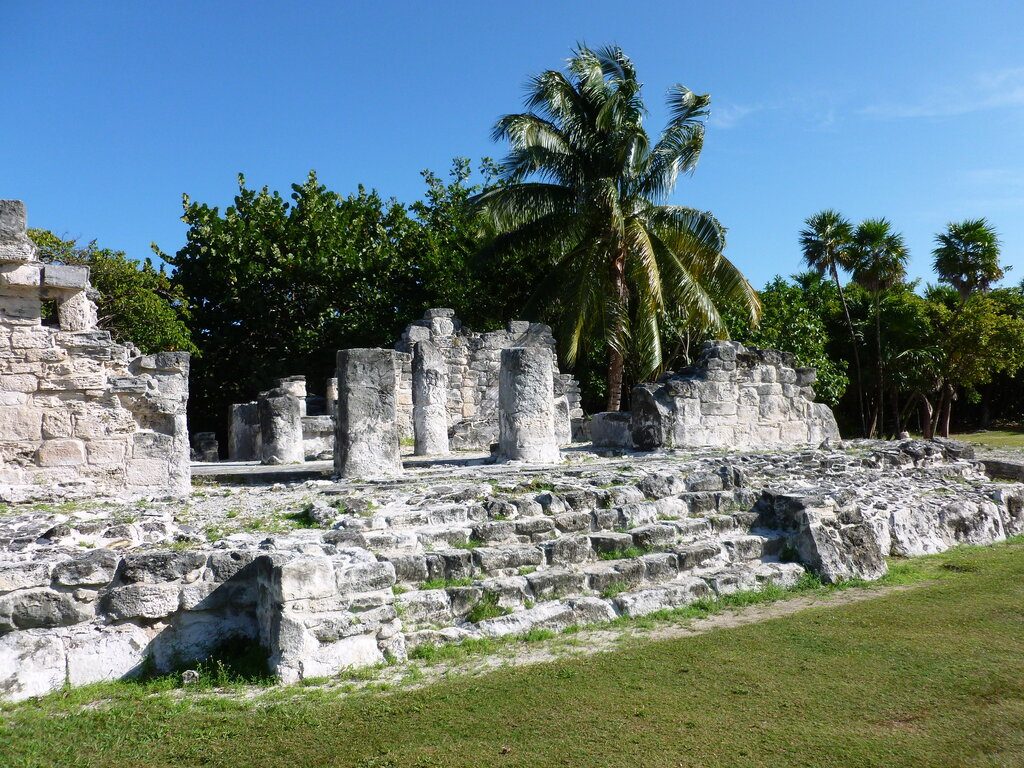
497,347 -> 560,463
335,348 -> 402,478
258,388 -> 304,465
190,431 -> 219,462
228,401 -> 261,461
590,412 -> 634,449
301,415 -> 334,460
412,339 -> 449,456
0,201 -> 36,263
276,375 -> 307,417
325,377 -> 338,416
631,341 -> 840,450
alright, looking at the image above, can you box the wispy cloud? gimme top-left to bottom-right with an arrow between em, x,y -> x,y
708,103 -> 760,129
862,66 -> 1024,119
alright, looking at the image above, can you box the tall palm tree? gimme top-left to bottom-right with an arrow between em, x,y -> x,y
799,210 -> 866,436
474,45 -> 760,411
932,218 -> 1003,300
850,218 -> 908,437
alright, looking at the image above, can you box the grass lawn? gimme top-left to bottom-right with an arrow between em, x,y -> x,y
953,429 -> 1024,450
3,541 -> 1024,768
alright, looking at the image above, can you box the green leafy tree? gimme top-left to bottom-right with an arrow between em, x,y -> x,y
932,218 -> 1005,300
28,229 -> 195,354
850,218 -> 909,436
799,210 -> 866,435
475,44 -> 759,411
161,172 -> 425,436
727,276 -> 848,407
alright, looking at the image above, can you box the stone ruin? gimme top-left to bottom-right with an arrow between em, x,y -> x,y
395,309 -> 583,450
11,214 -> 1019,703
225,310 -> 585,465
592,340 -> 841,451
0,201 -> 190,501
4,433 -> 1023,701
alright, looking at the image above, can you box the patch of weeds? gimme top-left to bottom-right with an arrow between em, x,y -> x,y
408,637 -> 502,664
392,584 -> 409,596
600,581 -> 630,599
519,628 -> 556,643
467,593 -> 510,623
419,577 -> 475,590
400,437 -> 415,447
524,599 -> 535,609
453,538 -> 484,551
204,525 -> 230,543
598,545 -> 647,561
225,508 -> 241,519
283,504 -> 321,528
525,479 -> 556,493
518,566 -> 537,576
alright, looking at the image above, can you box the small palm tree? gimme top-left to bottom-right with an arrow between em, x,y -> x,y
799,210 -> 866,436
932,218 -> 1004,300
850,218 -> 909,437
475,44 -> 759,411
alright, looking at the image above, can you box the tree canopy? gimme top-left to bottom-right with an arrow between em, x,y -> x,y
475,44 -> 759,411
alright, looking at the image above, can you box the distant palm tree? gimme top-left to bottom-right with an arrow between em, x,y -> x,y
799,210 -> 866,436
474,44 -> 759,411
850,218 -> 909,437
932,218 -> 1004,300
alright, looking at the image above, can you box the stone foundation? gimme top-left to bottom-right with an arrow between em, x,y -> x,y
631,340 -> 840,450
0,200 -> 190,500
1,438 -> 1020,701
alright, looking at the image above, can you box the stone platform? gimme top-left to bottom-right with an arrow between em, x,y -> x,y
2,439 -> 1021,701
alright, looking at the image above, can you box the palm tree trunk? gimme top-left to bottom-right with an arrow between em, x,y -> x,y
832,266 -> 867,437
606,247 -> 628,412
874,293 -> 884,438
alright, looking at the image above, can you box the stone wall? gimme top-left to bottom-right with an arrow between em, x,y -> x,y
0,201 -> 190,500
395,309 -> 583,450
631,340 -> 839,450
0,546 -> 400,700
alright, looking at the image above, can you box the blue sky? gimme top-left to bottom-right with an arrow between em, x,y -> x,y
3,1 -> 1023,289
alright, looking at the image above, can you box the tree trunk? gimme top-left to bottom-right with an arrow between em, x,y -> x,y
874,293 -> 884,438
891,386 -> 902,435
605,247 -> 628,412
939,383 -> 954,438
833,266 -> 867,437
606,349 -> 625,412
920,396 -> 934,440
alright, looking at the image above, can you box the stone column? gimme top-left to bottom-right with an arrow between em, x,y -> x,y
258,388 -> 304,465
228,402 -> 261,461
412,340 -> 449,456
275,375 -> 308,416
325,377 -> 339,416
335,348 -> 402,478
498,347 -> 560,463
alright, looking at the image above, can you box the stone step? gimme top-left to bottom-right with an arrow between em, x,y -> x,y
401,559 -> 806,648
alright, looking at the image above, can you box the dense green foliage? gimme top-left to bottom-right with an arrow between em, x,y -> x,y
4,540 -> 1023,767
476,44 -> 759,411
158,163 -> 538,435
27,229 -> 195,354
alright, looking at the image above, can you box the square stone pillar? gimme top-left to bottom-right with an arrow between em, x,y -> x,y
498,347 -> 560,463
258,388 -> 304,465
228,402 -> 261,461
412,340 -> 449,456
335,348 -> 402,478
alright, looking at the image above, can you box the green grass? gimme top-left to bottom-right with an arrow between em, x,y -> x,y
4,541 -> 1024,767
419,577 -> 475,590
953,429 -> 1024,450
